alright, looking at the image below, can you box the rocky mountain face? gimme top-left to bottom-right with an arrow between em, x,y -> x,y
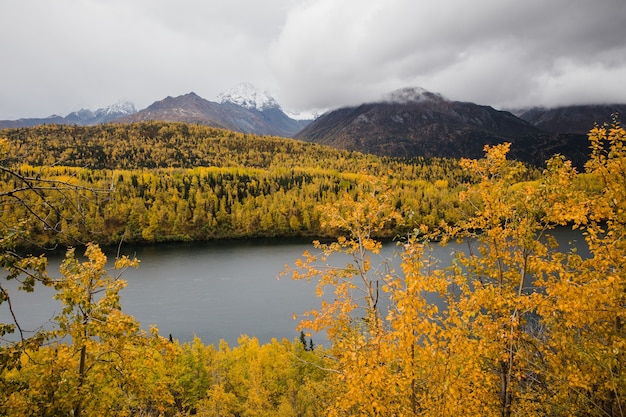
295,88 -> 620,167
114,92 -> 228,127
115,84 -> 310,137
217,83 -> 311,137
0,101 -> 136,129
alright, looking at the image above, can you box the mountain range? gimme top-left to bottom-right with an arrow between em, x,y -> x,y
0,100 -> 137,129
0,83 -> 310,138
295,88 -> 625,167
114,84 -> 309,137
1,84 -> 624,167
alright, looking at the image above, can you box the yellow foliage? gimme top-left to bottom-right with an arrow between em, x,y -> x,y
284,119 -> 626,416
3,119 -> 626,416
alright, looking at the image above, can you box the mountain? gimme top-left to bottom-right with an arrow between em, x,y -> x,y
65,100 -> 137,125
0,101 -> 136,129
518,104 -> 626,134
0,85 -> 309,137
116,84 -> 310,137
113,92 -> 228,127
3,86 -> 622,167
294,87 -> 605,167
218,83 -> 311,136
217,82 -> 279,111
0,115 -> 68,129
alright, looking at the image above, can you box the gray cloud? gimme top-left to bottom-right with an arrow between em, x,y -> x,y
1,0 -> 625,120
270,0 -> 626,112
0,0 -> 286,119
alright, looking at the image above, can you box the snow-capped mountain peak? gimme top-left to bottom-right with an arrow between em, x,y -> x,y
97,100 -> 136,116
382,87 -> 447,104
217,82 -> 280,111
65,100 -> 137,124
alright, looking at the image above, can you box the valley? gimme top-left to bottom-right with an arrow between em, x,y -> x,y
1,89 -> 625,417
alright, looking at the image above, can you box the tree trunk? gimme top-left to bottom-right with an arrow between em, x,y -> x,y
73,344 -> 86,417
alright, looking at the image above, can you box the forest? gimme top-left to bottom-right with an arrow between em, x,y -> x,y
0,119 -> 624,416
0,122 -> 482,247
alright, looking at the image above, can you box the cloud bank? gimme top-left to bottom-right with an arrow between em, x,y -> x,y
1,0 -> 625,119
269,0 -> 626,112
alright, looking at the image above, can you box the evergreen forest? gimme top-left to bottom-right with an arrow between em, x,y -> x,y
1,119 -> 625,416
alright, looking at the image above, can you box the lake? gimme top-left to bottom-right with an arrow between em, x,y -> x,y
118,239 -> 333,346
2,239 -> 405,346
1,228 -> 585,347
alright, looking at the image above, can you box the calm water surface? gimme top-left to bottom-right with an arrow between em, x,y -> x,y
3,240 -> 407,346
2,228 -> 584,346
118,240 -> 326,345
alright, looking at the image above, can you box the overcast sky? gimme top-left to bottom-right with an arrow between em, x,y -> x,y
1,0 -> 626,120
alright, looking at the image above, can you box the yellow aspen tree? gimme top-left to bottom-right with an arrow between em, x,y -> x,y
1,344 -> 77,416
119,328 -> 179,416
198,382 -> 240,417
1,244 -> 152,417
53,243 -> 140,417
171,335 -> 216,414
284,174 -> 403,416
431,143 -> 588,416
382,237 -> 494,416
537,117 -> 626,415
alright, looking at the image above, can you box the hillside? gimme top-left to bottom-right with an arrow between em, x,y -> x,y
1,122 -> 390,170
0,122 -> 473,246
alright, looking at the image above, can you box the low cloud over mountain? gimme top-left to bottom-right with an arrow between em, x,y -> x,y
295,87 -> 623,167
2,85 -> 623,168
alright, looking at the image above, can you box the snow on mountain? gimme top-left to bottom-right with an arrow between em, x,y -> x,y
63,100 -> 136,125
217,82 -> 280,111
382,87 -> 447,104
283,108 -> 319,121
97,100 -> 136,117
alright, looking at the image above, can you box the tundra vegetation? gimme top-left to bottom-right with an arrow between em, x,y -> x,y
0,119 -> 624,416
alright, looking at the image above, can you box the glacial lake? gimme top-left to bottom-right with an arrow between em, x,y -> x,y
1,228 -> 586,347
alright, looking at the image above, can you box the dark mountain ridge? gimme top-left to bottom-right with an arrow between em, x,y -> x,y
519,104 -> 626,134
295,88 -> 622,167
